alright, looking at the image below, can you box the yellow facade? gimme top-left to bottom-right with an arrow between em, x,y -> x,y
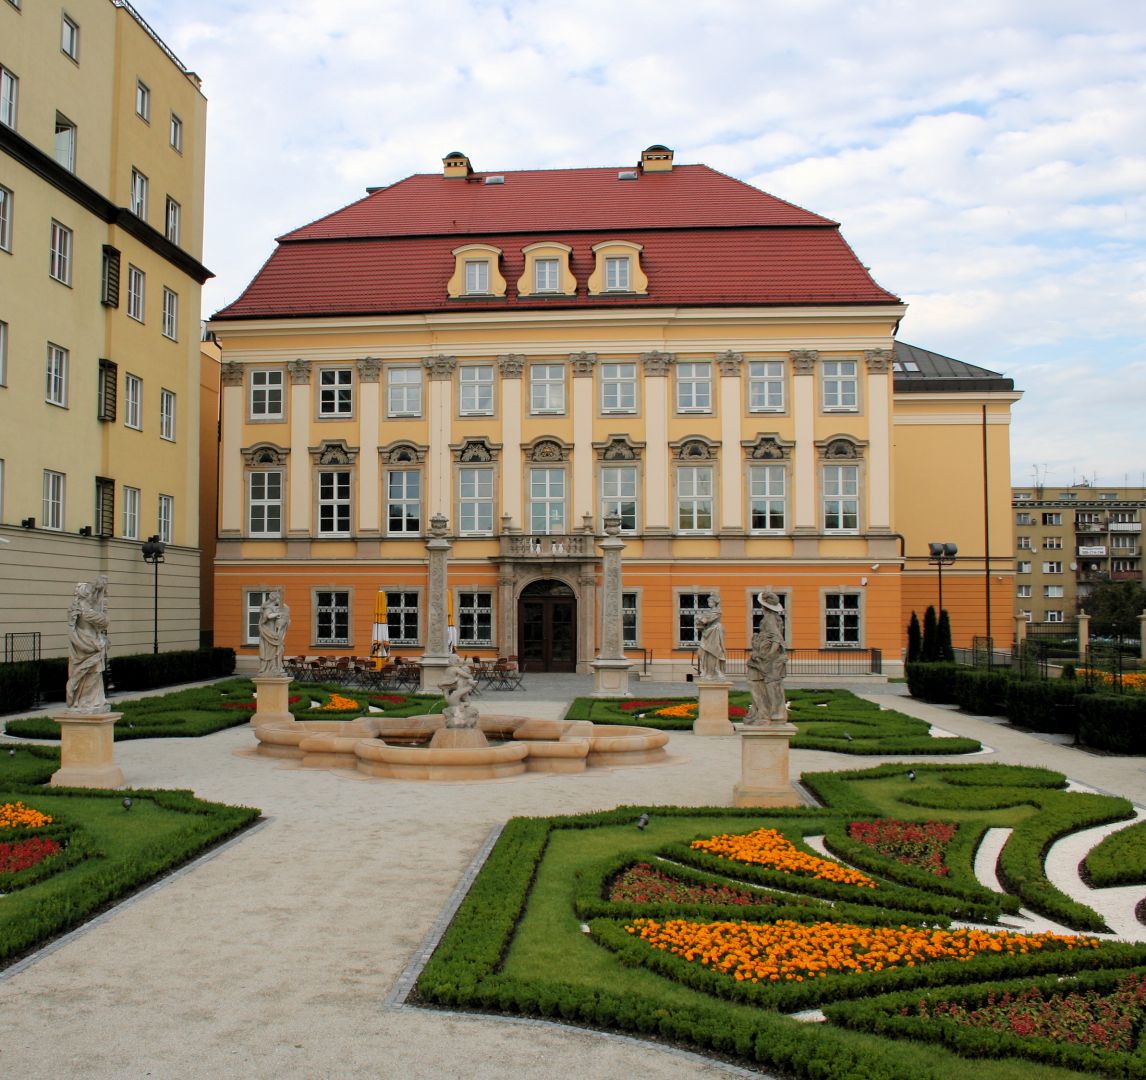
0,0 -> 210,657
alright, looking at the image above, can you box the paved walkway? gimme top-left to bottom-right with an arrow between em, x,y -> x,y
0,678 -> 1143,1080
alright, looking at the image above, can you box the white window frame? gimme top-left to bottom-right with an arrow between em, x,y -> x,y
162,287 -> 178,340
1043,536 -> 1062,549
530,364 -> 565,414
0,319 -> 7,385
385,469 -> 421,535
1042,561 -> 1063,574
528,467 -> 566,535
165,197 -> 181,245
458,466 -> 493,535
823,464 -> 859,532
130,168 -> 148,219
46,342 -> 68,406
1042,512 -> 1063,526
747,360 -> 785,412
318,367 -> 353,417
122,486 -> 140,539
61,14 -> 80,60
54,114 -> 76,171
1044,585 -> 1065,598
621,592 -> 639,648
604,255 -> 630,291
42,470 -> 65,530
386,365 -> 421,417
600,362 -> 636,413
127,265 -> 145,321
244,590 -> 271,645
317,469 -> 351,536
315,590 -> 351,646
49,220 -> 72,284
159,388 -> 176,441
822,360 -> 858,411
533,257 -> 559,293
169,112 -> 183,152
135,80 -> 150,121
457,591 -> 494,647
458,364 -> 493,415
677,465 -> 714,533
825,592 -> 861,647
1045,610 -> 1065,624
158,494 -> 173,543
0,184 -> 11,251
464,259 -> 490,295
250,369 -> 284,419
0,67 -> 17,129
248,470 -> 282,537
749,464 -> 786,532
677,592 -> 713,648
1017,536 -> 1031,550
124,373 -> 142,429
1015,512 -> 1033,525
676,362 -> 712,412
1017,561 -> 1032,574
601,465 -> 638,532
386,590 -> 420,646
1016,584 -> 1031,598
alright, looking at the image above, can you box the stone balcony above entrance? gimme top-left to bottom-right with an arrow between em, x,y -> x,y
499,533 -> 594,558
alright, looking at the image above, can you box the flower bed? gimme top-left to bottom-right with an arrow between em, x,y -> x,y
692,827 -> 876,888
222,695 -> 301,711
316,693 -> 361,712
626,917 -> 1097,984
609,863 -> 764,907
847,819 -> 956,877
0,835 -> 61,874
0,801 -> 52,829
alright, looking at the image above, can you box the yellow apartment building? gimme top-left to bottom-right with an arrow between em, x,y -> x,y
209,147 -> 1019,678
0,0 -> 211,658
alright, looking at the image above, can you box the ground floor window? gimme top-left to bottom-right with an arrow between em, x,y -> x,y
457,591 -> 493,646
245,590 -> 271,645
387,591 -> 419,645
622,592 -> 639,648
750,591 -> 789,641
677,592 -> 713,648
316,590 -> 350,645
824,592 -> 860,647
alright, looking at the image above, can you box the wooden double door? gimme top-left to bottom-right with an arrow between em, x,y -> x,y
517,579 -> 576,673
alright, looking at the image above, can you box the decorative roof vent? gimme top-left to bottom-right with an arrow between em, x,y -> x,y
639,144 -> 674,172
442,151 -> 473,179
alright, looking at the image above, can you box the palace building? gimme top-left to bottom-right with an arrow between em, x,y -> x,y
208,147 -> 1019,677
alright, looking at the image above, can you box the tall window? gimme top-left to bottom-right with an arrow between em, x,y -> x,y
164,196 -> 181,244
604,255 -> 630,291
130,169 -> 148,219
122,485 -> 140,539
135,80 -> 150,120
534,258 -> 559,293
124,373 -> 142,429
250,370 -> 283,419
91,476 -> 110,536
42,470 -> 65,530
825,593 -> 860,646
45,343 -> 68,406
676,362 -> 712,411
387,366 -> 421,416
0,185 -> 10,251
169,113 -> 183,152
54,115 -> 76,171
464,260 -> 489,295
458,364 -> 493,415
601,362 -> 636,413
822,360 -> 858,410
748,360 -> 784,411
528,467 -> 565,534
160,389 -> 176,440
0,319 -> 7,385
386,592 -> 419,645
677,592 -> 712,647
751,591 -> 789,637
317,470 -> 351,535
677,466 -> 713,532
61,15 -> 80,59
458,591 -> 493,646
318,368 -> 353,416
622,592 -> 639,648
601,465 -> 637,531
0,67 -> 17,129
157,494 -> 173,543
458,466 -> 493,534
127,265 -> 145,320
823,464 -> 858,531
248,471 -> 282,536
749,464 -> 786,531
315,590 -> 350,645
162,288 -> 178,339
49,220 -> 72,284
101,245 -> 121,306
386,470 -> 421,534
244,590 -> 271,644
530,364 -> 565,414
97,358 -> 117,419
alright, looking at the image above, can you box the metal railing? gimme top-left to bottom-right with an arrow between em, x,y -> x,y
3,632 -> 41,664
696,647 -> 882,677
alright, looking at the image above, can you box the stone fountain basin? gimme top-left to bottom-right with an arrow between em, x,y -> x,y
252,713 -> 668,780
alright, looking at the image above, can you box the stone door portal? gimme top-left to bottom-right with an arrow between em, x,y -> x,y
517,579 -> 577,672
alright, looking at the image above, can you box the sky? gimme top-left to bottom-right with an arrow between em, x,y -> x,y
144,0 -> 1146,487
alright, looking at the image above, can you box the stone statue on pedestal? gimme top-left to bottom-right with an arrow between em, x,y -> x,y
440,653 -> 479,729
66,576 -> 109,713
257,591 -> 291,676
745,590 -> 787,724
696,595 -> 726,680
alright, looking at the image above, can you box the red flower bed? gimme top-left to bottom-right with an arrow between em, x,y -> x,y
0,835 -> 62,874
609,862 -> 768,906
619,700 -> 678,712
847,819 -> 956,877
369,694 -> 410,705
909,973 -> 1146,1052
222,695 -> 301,711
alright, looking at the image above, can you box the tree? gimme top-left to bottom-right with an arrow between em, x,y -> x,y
921,606 -> 939,662
906,611 -> 922,663
937,609 -> 955,662
1080,579 -> 1146,639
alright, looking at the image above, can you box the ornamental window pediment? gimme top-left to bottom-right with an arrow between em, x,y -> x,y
379,441 -> 428,465
523,437 -> 572,463
517,242 -> 576,297
309,438 -> 358,466
587,240 -> 648,296
815,435 -> 867,460
242,442 -> 289,467
669,435 -> 719,461
447,244 -> 507,299
451,437 -> 501,463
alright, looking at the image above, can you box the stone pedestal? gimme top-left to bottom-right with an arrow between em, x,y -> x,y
693,678 -> 735,736
591,657 -> 634,698
252,674 -> 293,726
50,711 -> 124,788
732,723 -> 803,807
419,655 -> 452,694
430,727 -> 489,749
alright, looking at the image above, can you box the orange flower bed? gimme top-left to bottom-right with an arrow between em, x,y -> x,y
0,801 -> 53,829
626,917 -> 1099,983
692,828 -> 876,888
1079,669 -> 1146,692
317,693 -> 361,712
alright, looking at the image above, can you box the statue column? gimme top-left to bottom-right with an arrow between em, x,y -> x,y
591,514 -> 632,696
570,353 -> 597,525
219,362 -> 244,536
1077,611 -> 1090,664
420,513 -> 453,691
287,359 -> 312,536
498,355 -> 525,527
356,358 -> 382,538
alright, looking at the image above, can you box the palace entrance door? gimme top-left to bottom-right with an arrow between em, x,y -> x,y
517,579 -> 576,672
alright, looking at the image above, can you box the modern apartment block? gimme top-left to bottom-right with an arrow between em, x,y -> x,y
0,0 -> 211,658
1012,485 -> 1145,625
208,147 -> 1020,677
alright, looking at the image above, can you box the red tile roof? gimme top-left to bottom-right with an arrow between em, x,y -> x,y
214,163 -> 900,319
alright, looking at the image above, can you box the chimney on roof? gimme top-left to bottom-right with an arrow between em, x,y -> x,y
640,144 -> 674,173
443,151 -> 473,179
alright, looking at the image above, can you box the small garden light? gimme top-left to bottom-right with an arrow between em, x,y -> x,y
122,797 -> 133,811
907,770 -> 916,782
636,813 -> 650,830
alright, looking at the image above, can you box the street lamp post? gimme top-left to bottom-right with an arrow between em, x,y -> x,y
141,535 -> 166,654
928,542 -> 958,614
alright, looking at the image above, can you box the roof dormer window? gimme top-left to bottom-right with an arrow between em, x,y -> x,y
587,240 -> 647,296
447,244 -> 506,299
605,256 -> 629,292
517,242 -> 575,298
465,260 -> 489,295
